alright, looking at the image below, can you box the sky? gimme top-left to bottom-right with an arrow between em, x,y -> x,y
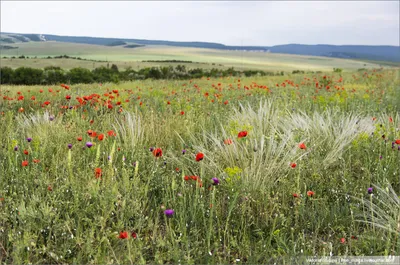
1,1 -> 399,46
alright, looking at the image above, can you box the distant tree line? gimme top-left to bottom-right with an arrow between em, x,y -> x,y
2,54 -> 108,63
0,65 -> 285,85
142,60 -> 199,63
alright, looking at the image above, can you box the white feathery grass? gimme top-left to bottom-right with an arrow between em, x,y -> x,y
282,110 -> 375,168
113,111 -> 145,151
174,100 -> 377,190
16,111 -> 61,129
356,183 -> 400,235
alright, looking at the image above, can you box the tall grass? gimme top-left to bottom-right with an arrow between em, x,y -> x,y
0,69 -> 399,263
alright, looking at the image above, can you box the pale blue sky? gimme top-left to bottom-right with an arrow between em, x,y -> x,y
1,1 -> 399,46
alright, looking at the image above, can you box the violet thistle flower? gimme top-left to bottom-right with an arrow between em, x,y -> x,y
212,177 -> 220,185
164,209 -> 174,217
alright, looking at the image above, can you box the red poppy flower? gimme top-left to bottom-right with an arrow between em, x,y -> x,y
184,176 -> 190,181
307,190 -> 315,197
33,159 -> 40,164
195,152 -> 204,161
119,231 -> 128,239
47,185 -> 53,191
238,131 -> 248,138
23,150 -> 29,155
224,100 -> 229,105
395,139 -> 400,145
97,134 -> 104,141
65,95 -> 71,100
293,193 -> 299,198
180,111 -> 185,115
22,160 -> 28,167
224,139 -> 233,145
190,176 -> 198,181
31,96 -> 35,100
389,117 -> 393,123
107,130 -> 116,137
340,238 -> 346,244
95,168 -> 102,179
131,232 -> 137,239
77,136 -> 83,141
290,163 -> 297,168
299,143 -> 306,150
153,148 -> 162,157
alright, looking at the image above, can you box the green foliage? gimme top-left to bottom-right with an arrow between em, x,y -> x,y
66,67 -> 94,84
12,67 -> 44,85
0,65 -> 275,85
0,66 -> 14,84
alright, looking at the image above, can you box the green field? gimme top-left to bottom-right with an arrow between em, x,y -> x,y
0,41 -> 385,71
0,69 -> 400,263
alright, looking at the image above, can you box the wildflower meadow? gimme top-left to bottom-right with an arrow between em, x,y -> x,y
0,69 -> 399,263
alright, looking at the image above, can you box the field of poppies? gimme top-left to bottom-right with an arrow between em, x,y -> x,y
0,68 -> 399,263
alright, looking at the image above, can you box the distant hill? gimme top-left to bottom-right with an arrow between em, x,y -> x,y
124,44 -> 145,48
268,44 -> 400,63
1,32 -> 399,63
105,40 -> 127,46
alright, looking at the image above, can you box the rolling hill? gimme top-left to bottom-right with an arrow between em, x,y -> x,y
2,32 -> 399,63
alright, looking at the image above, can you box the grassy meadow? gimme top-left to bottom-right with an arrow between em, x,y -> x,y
0,41 -> 385,71
0,68 -> 400,263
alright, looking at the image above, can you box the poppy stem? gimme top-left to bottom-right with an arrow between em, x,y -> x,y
126,236 -> 134,265
207,187 -> 216,252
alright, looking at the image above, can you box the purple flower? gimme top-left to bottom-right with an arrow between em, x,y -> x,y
149,147 -> 154,152
69,106 -> 73,109
182,149 -> 186,155
14,146 -> 18,151
49,115 -> 55,121
86,142 -> 93,148
68,144 -> 73,149
164,209 -> 174,217
367,187 -> 373,194
26,137 -> 32,142
379,155 -> 383,160
212,177 -> 220,185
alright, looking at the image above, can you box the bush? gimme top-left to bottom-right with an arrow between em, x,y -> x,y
12,67 -> 44,85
